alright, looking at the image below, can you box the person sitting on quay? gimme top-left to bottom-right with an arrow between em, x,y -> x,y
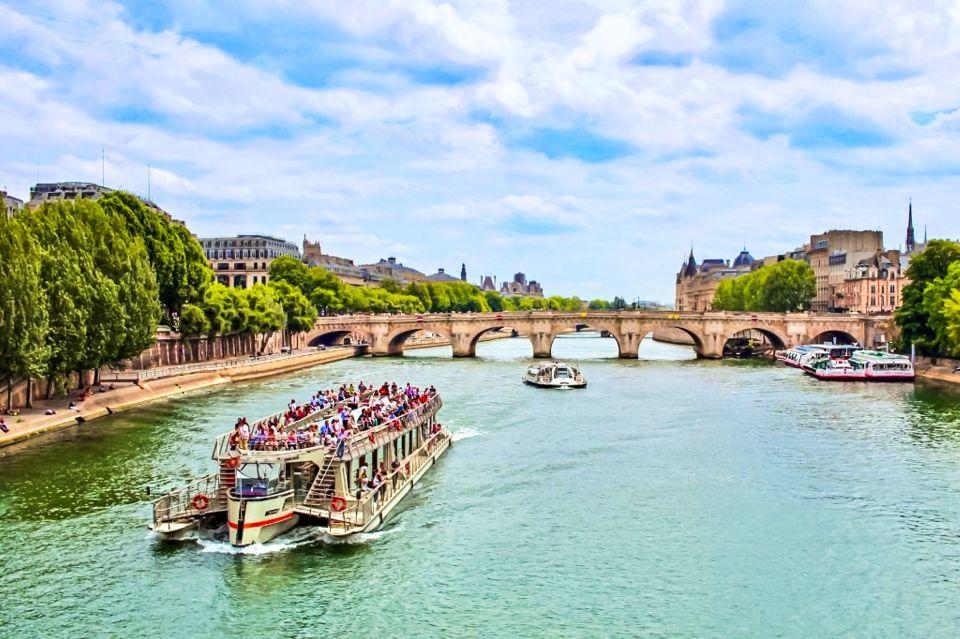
0,417 -> 8,434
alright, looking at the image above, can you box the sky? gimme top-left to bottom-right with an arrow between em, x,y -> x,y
1,1 -> 959,302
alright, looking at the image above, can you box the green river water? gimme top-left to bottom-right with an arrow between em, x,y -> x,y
2,334 -> 960,638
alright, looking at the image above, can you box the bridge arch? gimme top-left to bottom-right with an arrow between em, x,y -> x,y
722,327 -> 786,358
307,330 -> 355,347
812,330 -> 859,346
550,322 -> 623,359
382,325 -> 453,357
464,325 -> 535,358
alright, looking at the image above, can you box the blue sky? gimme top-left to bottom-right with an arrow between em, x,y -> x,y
1,0 -> 958,301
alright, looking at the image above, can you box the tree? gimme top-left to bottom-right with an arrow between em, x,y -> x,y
588,299 -> 609,310
711,260 -> 814,312
269,280 -> 318,332
243,285 -> 285,353
895,239 -> 960,354
179,303 -> 210,335
0,213 -> 49,406
943,289 -> 960,356
98,191 -> 211,318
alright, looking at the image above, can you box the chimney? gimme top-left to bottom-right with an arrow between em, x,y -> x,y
388,257 -> 396,264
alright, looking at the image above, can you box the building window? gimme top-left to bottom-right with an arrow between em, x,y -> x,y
889,284 -> 895,293
870,285 -> 876,293
871,297 -> 876,306
217,263 -> 229,271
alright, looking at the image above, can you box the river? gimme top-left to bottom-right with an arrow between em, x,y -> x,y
2,334 -> 960,637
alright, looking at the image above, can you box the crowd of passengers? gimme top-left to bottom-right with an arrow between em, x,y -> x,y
227,381 -> 437,454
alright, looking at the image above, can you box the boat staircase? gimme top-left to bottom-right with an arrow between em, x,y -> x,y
301,456 -> 337,509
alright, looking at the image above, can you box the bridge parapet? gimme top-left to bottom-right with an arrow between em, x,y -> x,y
303,311 -> 896,360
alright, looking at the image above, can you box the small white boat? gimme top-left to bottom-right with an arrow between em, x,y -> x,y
523,362 -> 587,389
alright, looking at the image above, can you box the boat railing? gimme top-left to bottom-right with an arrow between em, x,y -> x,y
152,472 -> 223,524
324,429 -> 450,531
219,393 -> 443,462
211,388 -> 379,460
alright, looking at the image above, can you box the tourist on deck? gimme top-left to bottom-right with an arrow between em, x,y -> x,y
0,417 -> 8,434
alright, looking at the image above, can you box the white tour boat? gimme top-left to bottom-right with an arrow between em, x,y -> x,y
523,362 -> 587,389
150,383 -> 450,546
804,350 -> 914,382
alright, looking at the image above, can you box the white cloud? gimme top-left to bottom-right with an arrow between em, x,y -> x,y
1,0 -> 959,302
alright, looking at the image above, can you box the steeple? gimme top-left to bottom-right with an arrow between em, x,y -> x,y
682,248 -> 698,278
924,225 -> 927,245
460,263 -> 467,282
905,198 -> 916,253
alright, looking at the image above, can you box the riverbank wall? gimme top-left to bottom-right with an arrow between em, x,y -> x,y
0,329 -> 513,450
914,355 -> 960,386
0,347 -> 360,450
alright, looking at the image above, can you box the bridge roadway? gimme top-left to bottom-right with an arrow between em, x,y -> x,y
303,310 -> 896,359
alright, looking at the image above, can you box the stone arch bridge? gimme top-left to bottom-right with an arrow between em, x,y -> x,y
303,311 -> 896,359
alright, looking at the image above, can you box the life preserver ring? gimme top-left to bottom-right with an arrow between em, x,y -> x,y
225,456 -> 240,469
404,462 -> 411,475
191,494 -> 210,510
330,496 -> 347,512
368,433 -> 376,444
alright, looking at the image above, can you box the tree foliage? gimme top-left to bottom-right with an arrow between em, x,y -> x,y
0,213 -> 49,392
98,191 -> 211,318
712,260 -> 815,312
268,257 -> 586,316
894,239 -> 960,355
11,199 -> 161,394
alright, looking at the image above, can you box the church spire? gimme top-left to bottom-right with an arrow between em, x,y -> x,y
905,198 -> 916,253
460,263 -> 467,282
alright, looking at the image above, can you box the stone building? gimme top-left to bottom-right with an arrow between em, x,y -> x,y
2,190 -> 22,218
359,257 -> 426,285
805,230 -> 884,312
837,250 -> 905,314
480,275 -> 497,291
500,272 -> 544,298
302,236 -> 368,286
675,248 -> 756,311
200,234 -> 300,288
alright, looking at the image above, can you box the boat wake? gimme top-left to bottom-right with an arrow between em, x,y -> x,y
452,427 -> 482,442
318,524 -> 404,546
151,523 -> 405,554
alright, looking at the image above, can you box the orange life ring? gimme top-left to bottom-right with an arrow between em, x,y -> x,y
191,493 -> 210,510
330,496 -> 348,512
225,456 -> 240,469
404,462 -> 411,475
368,433 -> 376,444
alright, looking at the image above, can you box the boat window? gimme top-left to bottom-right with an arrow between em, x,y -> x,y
236,463 -> 280,497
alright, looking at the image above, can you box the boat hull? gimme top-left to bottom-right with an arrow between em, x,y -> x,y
227,490 -> 299,547
523,378 -> 587,389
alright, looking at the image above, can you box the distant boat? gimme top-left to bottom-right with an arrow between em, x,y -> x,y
523,362 -> 587,389
804,350 -> 914,382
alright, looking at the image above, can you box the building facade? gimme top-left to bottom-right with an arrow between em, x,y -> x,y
675,249 -> 757,311
27,181 -> 175,220
805,230 -> 884,312
837,250 -> 905,314
200,234 -> 300,288
302,236 -> 368,286
426,268 -> 460,283
500,272 -> 544,298
2,190 -> 22,218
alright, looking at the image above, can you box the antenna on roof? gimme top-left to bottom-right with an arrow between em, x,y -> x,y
147,163 -> 151,200
101,148 -> 105,187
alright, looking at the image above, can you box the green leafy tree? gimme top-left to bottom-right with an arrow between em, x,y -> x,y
0,213 -> 49,406
243,285 -> 285,353
269,280 -> 318,331
943,289 -> 960,356
179,303 -> 210,335
99,191 -> 211,317
588,299 -> 609,310
711,260 -> 814,312
895,239 -> 960,354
